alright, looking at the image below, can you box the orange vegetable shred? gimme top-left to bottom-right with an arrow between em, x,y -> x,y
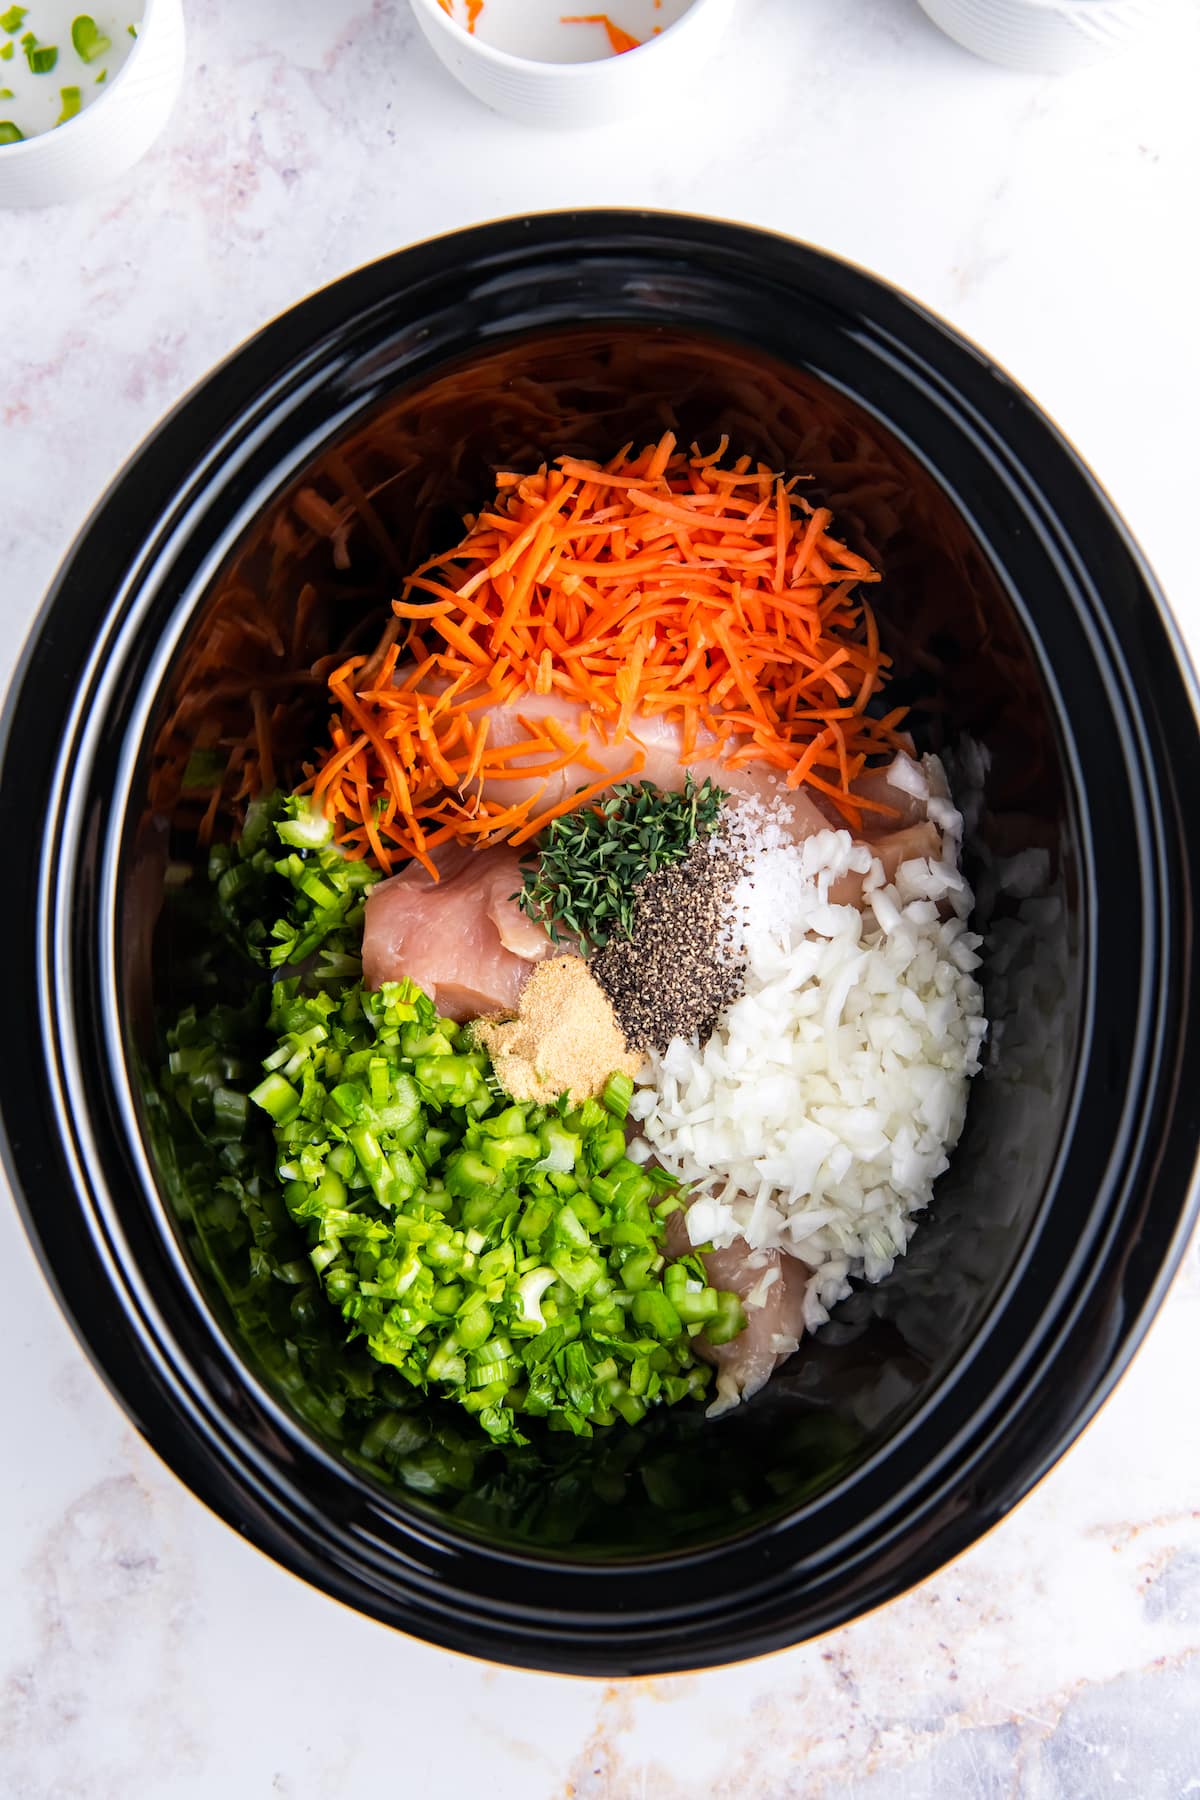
305,436 -> 905,876
561,13 -> 642,53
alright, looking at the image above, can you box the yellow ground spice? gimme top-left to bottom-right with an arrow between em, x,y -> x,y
474,955 -> 644,1105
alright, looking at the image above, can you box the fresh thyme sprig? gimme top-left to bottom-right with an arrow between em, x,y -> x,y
517,775 -> 725,953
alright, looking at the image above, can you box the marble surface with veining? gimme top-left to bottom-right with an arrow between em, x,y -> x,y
3,2 -> 1199,1794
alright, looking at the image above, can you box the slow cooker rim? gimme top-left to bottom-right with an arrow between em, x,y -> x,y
3,212 -> 1198,1676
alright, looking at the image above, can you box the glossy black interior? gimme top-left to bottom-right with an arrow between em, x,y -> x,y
2,216 -> 1196,1673
136,324 -> 1079,1553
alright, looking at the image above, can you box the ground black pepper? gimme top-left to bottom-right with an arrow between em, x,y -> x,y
592,841 -> 743,1054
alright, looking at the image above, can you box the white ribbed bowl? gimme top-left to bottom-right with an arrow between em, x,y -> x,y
408,0 -> 736,127
0,0 -> 186,209
917,0 -> 1167,71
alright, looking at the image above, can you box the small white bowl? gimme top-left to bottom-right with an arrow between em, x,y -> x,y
0,0 -> 186,209
917,0 -> 1168,72
408,0 -> 736,127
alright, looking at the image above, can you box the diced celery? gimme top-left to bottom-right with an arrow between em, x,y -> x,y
249,1073 -> 301,1123
706,1291 -> 748,1345
631,1290 -> 683,1340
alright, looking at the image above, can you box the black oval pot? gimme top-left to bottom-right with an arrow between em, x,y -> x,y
2,213 -> 1198,1677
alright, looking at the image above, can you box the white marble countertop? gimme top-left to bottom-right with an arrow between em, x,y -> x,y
3,2 -> 1199,1793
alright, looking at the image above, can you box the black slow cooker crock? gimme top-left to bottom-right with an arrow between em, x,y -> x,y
2,213 -> 1197,1676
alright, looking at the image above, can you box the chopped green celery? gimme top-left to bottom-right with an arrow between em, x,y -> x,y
514,1266 -> 555,1329
706,1290 -> 748,1345
631,1290 -> 683,1340
478,1104 -> 527,1138
534,1118 -> 578,1173
479,1132 -> 541,1173
275,797 -> 335,849
415,1053 -> 487,1108
456,1306 -> 493,1350
614,1168 -> 654,1207
327,1141 -> 357,1180
185,801 -> 743,1447
368,1057 -> 389,1107
517,1197 -> 554,1240
575,1098 -> 606,1134
553,1204 -> 590,1249
425,1340 -> 466,1384
249,1073 -> 301,1123
675,1286 -> 719,1325
590,1125 -> 626,1173
550,1250 -> 604,1295
359,1411 -> 428,1462
601,1070 -> 634,1119
571,1191 -> 604,1231
298,869 -> 339,909
619,1249 -> 657,1292
445,1149 -> 502,1202
210,1087 -> 249,1140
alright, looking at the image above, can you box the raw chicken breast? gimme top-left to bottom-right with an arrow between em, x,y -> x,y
666,1211 -> 808,1411
448,686 -> 833,838
361,842 -> 555,1021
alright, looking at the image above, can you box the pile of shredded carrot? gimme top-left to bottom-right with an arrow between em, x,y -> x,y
304,434 -> 908,875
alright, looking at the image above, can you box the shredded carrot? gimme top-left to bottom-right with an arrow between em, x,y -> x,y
438,0 -> 483,28
306,436 -> 905,872
561,13 -> 642,54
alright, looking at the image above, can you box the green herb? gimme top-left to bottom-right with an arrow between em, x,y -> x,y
0,6 -> 26,33
127,20 -> 136,35
0,41 -> 12,59
71,13 -> 111,61
518,774 -> 726,954
57,84 -> 81,122
94,66 -> 105,80
26,42 -> 57,72
0,117 -> 21,140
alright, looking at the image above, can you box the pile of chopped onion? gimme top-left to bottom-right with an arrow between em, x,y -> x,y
629,778 -> 987,1331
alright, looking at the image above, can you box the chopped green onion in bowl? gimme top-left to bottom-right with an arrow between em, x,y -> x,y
0,3 -> 140,144
70,11 -> 109,59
